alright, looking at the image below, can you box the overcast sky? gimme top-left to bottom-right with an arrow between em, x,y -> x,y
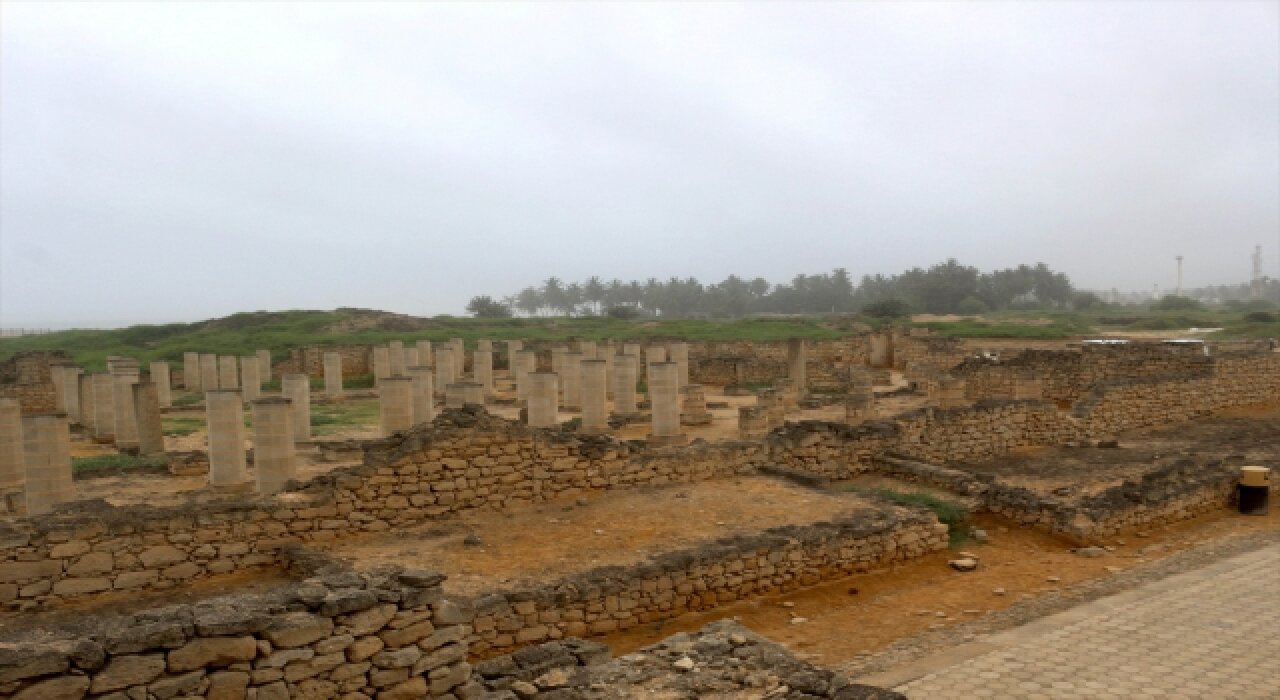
2,2 -> 1277,326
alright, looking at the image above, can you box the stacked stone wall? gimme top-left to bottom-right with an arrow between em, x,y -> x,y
278,346 -> 372,378
0,384 -> 56,413
463,513 -> 947,657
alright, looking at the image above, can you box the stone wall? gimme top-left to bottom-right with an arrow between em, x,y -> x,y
686,338 -> 873,391
0,350 -> 69,385
0,564 -> 477,699
0,383 -> 56,414
278,345 -> 373,378
463,512 -> 948,657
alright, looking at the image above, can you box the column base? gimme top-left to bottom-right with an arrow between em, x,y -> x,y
646,433 -> 687,446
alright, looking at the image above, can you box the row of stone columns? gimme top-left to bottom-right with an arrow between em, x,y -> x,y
205,389 -> 297,495
183,350 -> 271,393
0,400 -> 77,515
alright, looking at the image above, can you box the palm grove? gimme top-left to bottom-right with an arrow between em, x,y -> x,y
466,259 -> 1080,319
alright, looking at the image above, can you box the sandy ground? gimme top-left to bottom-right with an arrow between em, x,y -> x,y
326,476 -> 883,597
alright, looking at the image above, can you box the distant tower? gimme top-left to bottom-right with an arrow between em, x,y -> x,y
1252,245 -> 1264,299
1175,255 -> 1183,297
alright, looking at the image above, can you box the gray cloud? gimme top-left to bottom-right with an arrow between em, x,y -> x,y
2,2 -> 1277,325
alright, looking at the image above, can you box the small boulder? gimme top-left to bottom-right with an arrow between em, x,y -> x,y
949,558 -> 979,572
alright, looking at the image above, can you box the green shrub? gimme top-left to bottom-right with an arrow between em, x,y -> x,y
956,297 -> 989,315
847,486 -> 970,547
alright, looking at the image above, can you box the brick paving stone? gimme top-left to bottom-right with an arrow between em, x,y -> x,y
898,544 -> 1280,699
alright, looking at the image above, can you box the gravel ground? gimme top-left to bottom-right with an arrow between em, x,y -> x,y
842,526 -> 1280,680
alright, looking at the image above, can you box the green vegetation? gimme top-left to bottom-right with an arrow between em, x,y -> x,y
72,453 -> 169,477
847,486 -> 970,547
162,414 -> 205,437
311,399 -> 380,436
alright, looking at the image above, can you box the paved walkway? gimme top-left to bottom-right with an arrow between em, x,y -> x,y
862,543 -> 1280,699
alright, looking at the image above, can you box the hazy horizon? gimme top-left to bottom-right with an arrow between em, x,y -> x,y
3,2 -> 1277,326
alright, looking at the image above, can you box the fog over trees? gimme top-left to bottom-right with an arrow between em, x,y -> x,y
471,259 -> 1078,318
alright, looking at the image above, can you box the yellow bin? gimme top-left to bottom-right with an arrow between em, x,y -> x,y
1238,466 -> 1271,515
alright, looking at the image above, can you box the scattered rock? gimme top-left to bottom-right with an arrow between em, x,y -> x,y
992,588 -> 1006,596
575,497 -> 589,506
970,529 -> 989,543
462,532 -> 482,547
788,617 -> 809,625
1074,547 -> 1108,558
949,558 -> 979,572
673,656 -> 695,671
1046,576 -> 1061,583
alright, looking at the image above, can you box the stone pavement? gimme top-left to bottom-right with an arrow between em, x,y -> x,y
860,543 -> 1280,699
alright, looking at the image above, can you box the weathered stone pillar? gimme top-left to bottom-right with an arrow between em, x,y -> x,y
149,361 -> 171,408
680,384 -> 712,425
550,347 -> 567,380
251,397 -> 296,495
132,381 -> 165,456
600,344 -> 615,398
50,363 -> 70,413
379,376 -> 415,436
22,413 -> 74,515
112,371 -> 140,450
218,356 -> 239,390
200,353 -> 219,391
461,381 -> 485,406
578,340 -> 597,360
473,349 -> 493,396
434,347 -> 456,394
623,343 -> 641,359
389,340 -> 406,377
526,373 -> 559,428
477,339 -> 493,353
373,346 -> 391,383
613,353 -> 639,416
240,356 -> 261,402
937,376 -> 966,409
788,338 -> 807,400
92,373 -> 115,441
515,350 -> 536,402
738,406 -> 770,439
647,362 -> 684,444
206,389 -> 248,486
775,378 -> 798,410
404,347 -> 419,369
505,340 -> 523,374
645,346 -> 667,380
845,374 -> 875,423
579,359 -> 608,434
450,338 -> 465,374
78,374 -> 97,435
1013,371 -> 1043,400
416,340 -> 433,367
323,352 -> 344,398
561,352 -> 583,410
407,366 -> 435,424
669,343 -> 690,389
184,351 -> 201,391
0,399 -> 24,495
281,374 -> 311,442
256,349 -> 271,384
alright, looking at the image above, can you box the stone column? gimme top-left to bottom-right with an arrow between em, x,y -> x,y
183,351 -> 201,391
218,356 -> 239,390
78,374 -> 97,435
92,373 -> 115,441
251,397 -> 296,495
450,338 -> 465,374
373,346 -> 391,383
240,357 -> 261,401
505,340 -> 523,374
623,343 -> 641,359
645,346 -> 666,381
473,349 -> 493,396
647,362 -> 684,444
1013,371 -> 1043,400
669,343 -> 690,389
601,345 -> 615,399
775,378 -> 798,410
407,366 -> 435,424
561,352 -> 583,410
416,340 -> 433,367
22,413 -> 74,515
526,373 -> 559,428
758,389 -> 784,428
0,399 -> 23,494
281,374 -> 311,442
206,389 -> 248,486
379,376 -> 415,436
680,384 -> 712,425
389,340 -> 406,377
477,339 -> 493,353
404,347 -> 419,369
256,349 -> 271,384
132,381 -> 165,456
461,381 -> 485,407
578,340 -> 597,360
112,371 -> 140,450
579,359 -> 608,434
149,361 -> 172,408
550,347 -> 567,398
613,353 -> 639,416
434,347 -> 456,395
788,339 -> 807,400
49,364 -> 70,413
200,354 -> 219,391
515,350 -> 536,402
323,352 -> 344,398
845,374 -> 875,422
